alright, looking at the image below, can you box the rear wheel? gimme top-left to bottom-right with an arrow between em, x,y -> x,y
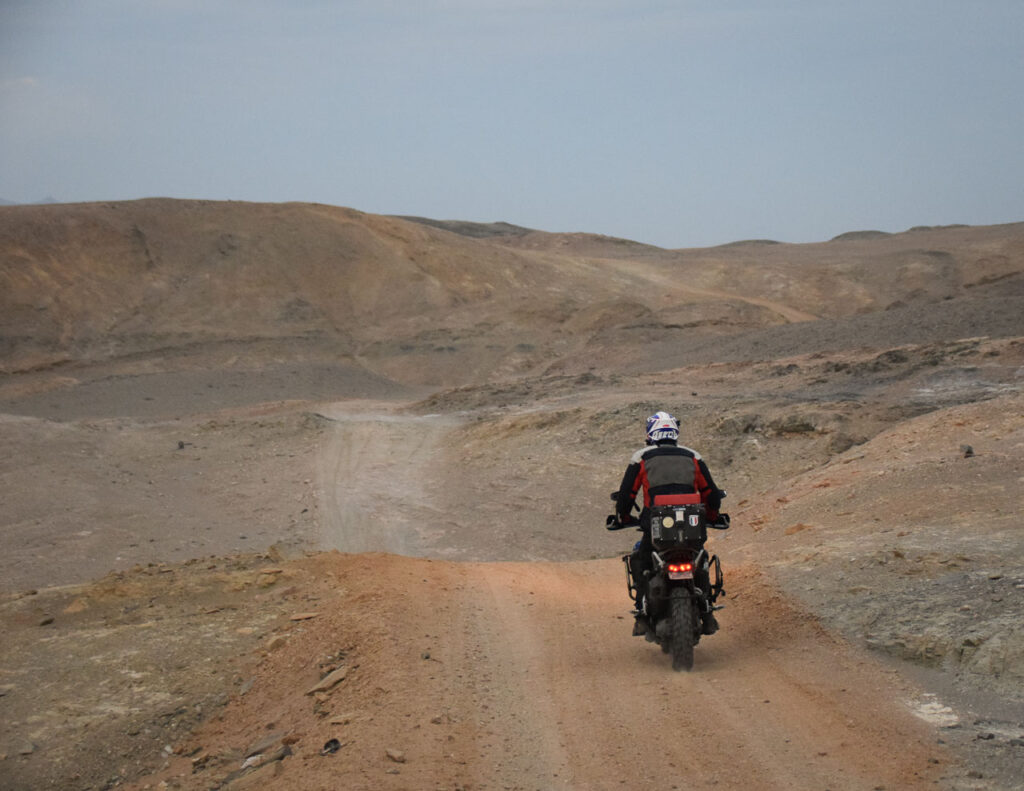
668,589 -> 696,671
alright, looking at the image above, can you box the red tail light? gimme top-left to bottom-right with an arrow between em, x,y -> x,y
668,562 -> 693,573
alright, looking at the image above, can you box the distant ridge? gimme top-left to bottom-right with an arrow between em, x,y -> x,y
831,224 -> 977,242
714,239 -> 782,248
393,216 -> 533,239
830,230 -> 893,242
3,199 -> 1022,385
906,224 -> 970,232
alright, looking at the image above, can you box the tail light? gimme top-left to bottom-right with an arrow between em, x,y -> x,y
667,562 -> 693,574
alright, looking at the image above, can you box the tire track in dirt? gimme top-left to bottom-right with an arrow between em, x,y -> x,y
313,403 -> 460,555
152,556 -> 953,790
318,557 -> 948,790
299,403 -> 950,789
430,561 -> 946,791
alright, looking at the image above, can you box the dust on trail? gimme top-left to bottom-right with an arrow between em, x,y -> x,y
313,402 -> 462,555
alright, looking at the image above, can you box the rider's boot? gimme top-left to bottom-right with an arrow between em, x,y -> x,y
632,594 -> 649,636
701,610 -> 719,635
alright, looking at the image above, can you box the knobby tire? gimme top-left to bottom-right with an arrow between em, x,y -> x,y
668,589 -> 696,671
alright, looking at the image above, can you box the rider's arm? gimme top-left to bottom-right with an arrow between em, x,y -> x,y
695,459 -> 721,518
616,461 -> 642,521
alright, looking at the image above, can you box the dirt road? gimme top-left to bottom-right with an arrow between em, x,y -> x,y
419,561 -> 944,791
159,554 -> 949,791
154,400 -> 953,790
313,403 -> 459,556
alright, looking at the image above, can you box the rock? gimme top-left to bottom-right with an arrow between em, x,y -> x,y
233,744 -> 294,789
245,731 -> 286,758
960,444 -> 974,458
17,742 -> 35,755
306,665 -> 348,695
385,748 -> 406,763
289,612 -> 319,621
225,757 -> 284,790
769,415 -> 818,434
320,738 -> 341,755
265,635 -> 287,651
963,630 -> 1024,682
63,598 -> 89,614
240,754 -> 264,769
38,616 -> 54,626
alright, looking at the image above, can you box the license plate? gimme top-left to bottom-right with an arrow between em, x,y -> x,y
668,571 -> 693,580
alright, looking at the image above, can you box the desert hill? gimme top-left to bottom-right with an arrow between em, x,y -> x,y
3,201 -> 1022,386
1,200 -> 1023,790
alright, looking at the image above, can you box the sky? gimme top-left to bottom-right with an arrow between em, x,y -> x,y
1,1 -> 1022,248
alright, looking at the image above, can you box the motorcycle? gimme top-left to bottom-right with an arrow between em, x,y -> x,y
606,492 -> 730,671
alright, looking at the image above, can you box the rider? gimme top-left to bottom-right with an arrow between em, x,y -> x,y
615,410 -> 723,636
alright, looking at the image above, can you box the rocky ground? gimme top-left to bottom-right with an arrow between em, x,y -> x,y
1,202 -> 1022,790
2,339 -> 1021,790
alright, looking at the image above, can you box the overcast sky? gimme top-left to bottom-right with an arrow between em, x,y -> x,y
1,1 -> 1022,248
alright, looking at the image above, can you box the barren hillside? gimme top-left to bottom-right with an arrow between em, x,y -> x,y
1,201 -> 1022,790
4,201 -> 1022,385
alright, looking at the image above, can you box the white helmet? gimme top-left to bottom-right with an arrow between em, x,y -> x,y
645,411 -> 679,443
